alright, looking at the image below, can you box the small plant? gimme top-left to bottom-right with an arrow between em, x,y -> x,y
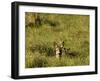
26,52 -> 48,68
32,54 -> 47,67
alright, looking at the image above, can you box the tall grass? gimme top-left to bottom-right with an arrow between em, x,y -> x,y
25,13 -> 89,68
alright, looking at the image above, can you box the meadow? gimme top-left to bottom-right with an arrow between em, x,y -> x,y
25,12 -> 89,68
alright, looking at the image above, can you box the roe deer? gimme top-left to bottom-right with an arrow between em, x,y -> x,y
54,41 -> 64,59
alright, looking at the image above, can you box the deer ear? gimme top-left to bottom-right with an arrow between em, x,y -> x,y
62,41 -> 64,45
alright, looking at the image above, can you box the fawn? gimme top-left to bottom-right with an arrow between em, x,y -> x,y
54,41 -> 70,59
54,41 -> 64,59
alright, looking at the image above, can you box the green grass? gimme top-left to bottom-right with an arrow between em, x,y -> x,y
25,13 -> 89,68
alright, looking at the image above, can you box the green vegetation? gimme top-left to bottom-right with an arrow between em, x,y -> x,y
25,12 -> 89,68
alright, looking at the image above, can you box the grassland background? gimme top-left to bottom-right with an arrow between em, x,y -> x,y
25,12 -> 89,68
